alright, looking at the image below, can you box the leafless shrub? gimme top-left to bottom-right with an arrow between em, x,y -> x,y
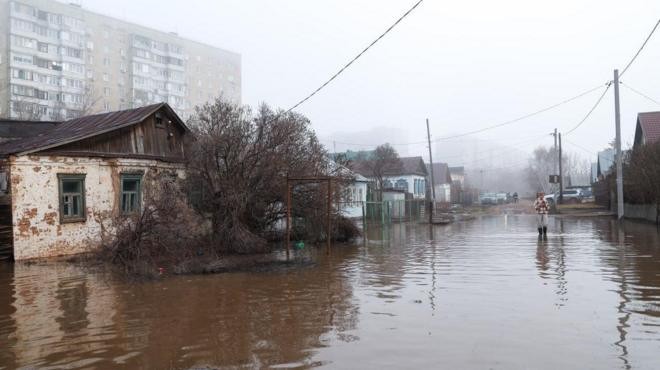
98,171 -> 210,276
624,142 -> 660,212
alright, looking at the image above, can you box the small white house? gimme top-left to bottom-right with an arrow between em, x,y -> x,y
427,162 -> 453,202
351,156 -> 429,200
342,173 -> 369,218
386,157 -> 428,199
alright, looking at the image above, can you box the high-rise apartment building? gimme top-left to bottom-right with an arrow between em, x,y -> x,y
0,0 -> 241,121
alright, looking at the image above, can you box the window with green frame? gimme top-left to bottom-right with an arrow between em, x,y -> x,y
121,174 -> 142,213
58,174 -> 86,222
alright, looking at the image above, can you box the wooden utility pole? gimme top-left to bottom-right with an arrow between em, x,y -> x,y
426,118 -> 436,201
613,69 -> 624,220
426,118 -> 436,224
553,128 -> 558,193
558,132 -> 563,204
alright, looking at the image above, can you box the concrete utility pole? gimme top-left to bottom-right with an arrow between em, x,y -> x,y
558,132 -> 563,204
426,118 -> 436,201
613,69 -> 624,220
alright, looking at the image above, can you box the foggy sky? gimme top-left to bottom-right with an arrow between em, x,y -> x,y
80,0 -> 660,165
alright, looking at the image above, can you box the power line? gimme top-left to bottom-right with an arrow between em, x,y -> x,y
564,83 -> 612,135
446,134 -> 548,166
620,82 -> 660,106
619,19 -> 660,78
329,84 -> 605,147
563,138 -> 596,156
430,85 -> 605,142
478,158 -> 532,172
329,131 -> 546,148
280,0 -> 424,116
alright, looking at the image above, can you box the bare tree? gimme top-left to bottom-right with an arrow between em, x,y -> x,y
186,97 -> 351,254
80,83 -> 101,116
52,83 -> 101,120
525,145 -> 591,192
10,97 -> 43,121
355,143 -> 402,201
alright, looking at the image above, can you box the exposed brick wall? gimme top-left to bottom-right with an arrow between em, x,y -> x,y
10,155 -> 185,260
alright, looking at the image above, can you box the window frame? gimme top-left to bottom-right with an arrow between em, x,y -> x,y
154,112 -> 164,128
120,173 -> 143,214
57,174 -> 86,223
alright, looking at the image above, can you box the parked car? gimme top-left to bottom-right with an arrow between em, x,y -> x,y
545,189 -> 584,205
479,193 -> 498,205
495,192 -> 509,204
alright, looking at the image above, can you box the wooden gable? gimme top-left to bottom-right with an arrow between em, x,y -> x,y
42,107 -> 189,161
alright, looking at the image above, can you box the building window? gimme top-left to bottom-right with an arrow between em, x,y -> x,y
102,73 -> 109,82
58,174 -> 86,222
0,172 -> 7,193
155,112 -> 164,127
121,174 -> 142,214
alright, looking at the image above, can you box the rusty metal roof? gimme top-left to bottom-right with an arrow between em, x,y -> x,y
0,103 -> 186,156
0,120 -> 59,140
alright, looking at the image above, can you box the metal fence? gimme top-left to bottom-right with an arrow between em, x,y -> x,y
363,199 -> 435,224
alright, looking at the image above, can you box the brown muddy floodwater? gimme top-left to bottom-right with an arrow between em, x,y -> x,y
1,215 -> 660,369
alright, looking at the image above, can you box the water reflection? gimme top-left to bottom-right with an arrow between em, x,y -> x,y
0,247 -> 360,369
1,216 -> 659,369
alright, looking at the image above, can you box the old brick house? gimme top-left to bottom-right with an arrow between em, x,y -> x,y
0,103 -> 190,261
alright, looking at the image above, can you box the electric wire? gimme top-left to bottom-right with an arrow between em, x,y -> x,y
280,0 -> 424,116
563,138 -> 597,156
329,84 -> 605,147
442,134 -> 549,166
619,19 -> 660,78
620,82 -> 660,106
564,83 -> 612,135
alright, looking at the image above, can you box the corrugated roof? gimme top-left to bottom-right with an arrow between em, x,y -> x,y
637,111 -> 660,145
0,103 -> 184,156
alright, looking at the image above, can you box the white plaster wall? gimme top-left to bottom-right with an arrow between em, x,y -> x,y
383,175 -> 426,199
341,181 -> 368,219
433,183 -> 451,202
10,155 -> 185,260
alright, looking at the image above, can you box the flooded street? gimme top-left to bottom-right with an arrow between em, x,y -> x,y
1,215 -> 660,369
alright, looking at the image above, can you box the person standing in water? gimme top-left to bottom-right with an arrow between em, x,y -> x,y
533,192 -> 549,236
